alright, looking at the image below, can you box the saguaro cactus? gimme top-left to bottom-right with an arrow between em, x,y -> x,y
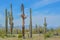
29,8 -> 32,38
35,24 -> 38,33
44,17 -> 47,39
44,17 -> 47,33
5,9 -> 8,36
9,3 -> 13,34
21,4 -> 26,39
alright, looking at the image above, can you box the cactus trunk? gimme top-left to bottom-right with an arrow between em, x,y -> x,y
9,3 -> 13,35
21,4 -> 26,39
29,8 -> 32,38
44,17 -> 47,39
5,9 -> 8,36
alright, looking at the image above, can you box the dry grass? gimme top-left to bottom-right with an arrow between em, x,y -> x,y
0,34 -> 60,40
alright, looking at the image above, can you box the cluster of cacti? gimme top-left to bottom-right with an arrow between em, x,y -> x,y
5,3 -> 13,35
4,3 -> 49,39
9,3 -> 13,35
21,4 -> 26,39
29,8 -> 32,38
5,9 -> 8,36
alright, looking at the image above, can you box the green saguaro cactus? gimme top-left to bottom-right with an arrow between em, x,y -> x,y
5,9 -> 8,36
44,17 -> 47,33
9,3 -> 13,35
29,8 -> 32,38
44,17 -> 47,40
35,24 -> 38,34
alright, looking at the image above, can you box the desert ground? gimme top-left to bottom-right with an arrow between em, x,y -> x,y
0,34 -> 60,40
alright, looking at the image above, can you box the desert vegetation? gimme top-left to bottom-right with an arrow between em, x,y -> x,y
0,0 -> 60,40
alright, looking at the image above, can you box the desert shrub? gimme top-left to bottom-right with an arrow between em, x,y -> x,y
44,32 -> 53,39
32,31 -> 37,34
6,34 -> 12,37
0,29 -> 6,38
0,35 -> 5,38
0,34 -> 6,38
6,34 -> 16,37
32,29 -> 37,34
44,33 -> 50,38
18,34 -> 22,38
0,30 -> 5,35
12,35 -> 16,37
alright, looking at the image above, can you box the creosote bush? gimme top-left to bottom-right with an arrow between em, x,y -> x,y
18,34 -> 22,38
0,29 -> 6,38
0,35 -> 5,38
44,31 -> 53,39
6,34 -> 16,37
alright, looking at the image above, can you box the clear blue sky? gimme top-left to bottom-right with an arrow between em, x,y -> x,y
0,0 -> 60,29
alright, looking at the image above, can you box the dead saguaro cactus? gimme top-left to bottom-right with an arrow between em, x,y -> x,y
29,8 -> 32,38
21,4 -> 26,39
5,9 -> 8,36
9,3 -> 13,34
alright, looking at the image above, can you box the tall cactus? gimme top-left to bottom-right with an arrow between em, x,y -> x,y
9,3 -> 13,34
21,4 -> 26,39
35,24 -> 37,33
29,8 -> 32,38
5,9 -> 8,36
44,17 -> 47,40
44,17 -> 47,33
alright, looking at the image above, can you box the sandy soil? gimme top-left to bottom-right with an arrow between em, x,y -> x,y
0,34 -> 60,40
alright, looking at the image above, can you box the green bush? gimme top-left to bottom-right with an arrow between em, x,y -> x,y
44,32 -> 53,38
1,35 -> 5,38
18,34 -> 22,38
6,34 -> 16,37
44,33 -> 50,38
12,35 -> 16,37
0,34 -> 5,38
6,34 -> 12,37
